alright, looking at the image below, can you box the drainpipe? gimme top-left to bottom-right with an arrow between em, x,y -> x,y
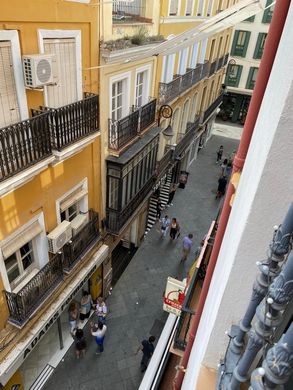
173,1 -> 291,388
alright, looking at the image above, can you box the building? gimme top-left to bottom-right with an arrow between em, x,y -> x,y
220,0 -> 274,123
0,1 -> 107,389
99,0 -> 233,283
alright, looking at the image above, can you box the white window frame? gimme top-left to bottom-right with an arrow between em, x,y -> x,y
134,64 -> 152,108
190,42 -> 199,68
38,29 -> 82,106
161,54 -> 176,83
109,71 -> 131,120
0,30 -> 29,122
198,38 -> 208,64
185,0 -> 195,16
177,47 -> 189,75
0,213 -> 47,292
55,178 -> 88,224
168,0 -> 181,16
196,0 -> 205,16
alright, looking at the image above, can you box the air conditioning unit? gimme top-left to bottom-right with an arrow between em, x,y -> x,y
22,54 -> 57,88
70,214 -> 88,236
47,221 -> 72,254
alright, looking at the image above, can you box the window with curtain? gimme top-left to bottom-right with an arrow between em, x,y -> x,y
253,33 -> 267,59
225,64 -> 243,87
246,67 -> 258,90
231,30 -> 251,57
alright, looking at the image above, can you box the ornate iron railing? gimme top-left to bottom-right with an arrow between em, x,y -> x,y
201,60 -> 210,79
5,253 -> 63,327
192,64 -> 203,85
174,116 -> 200,158
106,175 -> 155,234
209,60 -> 218,76
0,112 -> 52,182
156,149 -> 172,178
37,93 -> 99,151
112,0 -> 148,23
202,93 -> 223,123
158,76 -> 181,105
180,69 -> 194,92
63,210 -> 100,272
217,56 -> 224,71
108,99 -> 156,150
222,53 -> 229,67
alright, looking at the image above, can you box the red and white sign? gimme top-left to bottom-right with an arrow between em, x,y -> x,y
163,277 -> 187,316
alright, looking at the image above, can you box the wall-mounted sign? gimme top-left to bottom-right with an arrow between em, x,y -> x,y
163,277 -> 187,316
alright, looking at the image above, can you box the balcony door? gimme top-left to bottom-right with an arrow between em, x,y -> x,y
111,78 -> 128,121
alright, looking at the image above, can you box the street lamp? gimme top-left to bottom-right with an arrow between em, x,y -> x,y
157,105 -> 174,140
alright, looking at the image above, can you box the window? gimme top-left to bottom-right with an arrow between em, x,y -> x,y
225,64 -> 243,87
207,0 -> 214,16
246,67 -> 258,89
262,0 -> 274,23
169,0 -> 180,16
253,33 -> 267,59
162,54 -> 175,83
197,0 -> 204,16
135,67 -> 150,108
111,78 -> 128,120
180,99 -> 190,133
190,43 -> 199,68
177,48 -> 189,75
185,0 -> 194,16
108,176 -> 119,210
231,30 -> 251,57
58,180 -> 88,223
5,242 -> 34,287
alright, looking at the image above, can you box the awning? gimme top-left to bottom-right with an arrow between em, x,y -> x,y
60,188 -> 88,212
1,221 -> 43,259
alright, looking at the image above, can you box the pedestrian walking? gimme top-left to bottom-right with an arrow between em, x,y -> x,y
90,321 -> 107,354
224,161 -> 232,178
68,301 -> 78,337
166,183 -> 177,207
220,158 -> 228,176
74,328 -> 87,358
79,290 -> 93,322
160,215 -> 170,239
216,175 -> 227,199
169,218 -> 180,240
156,197 -> 162,220
95,296 -> 107,323
216,145 -> 224,163
181,233 -> 193,262
136,336 -> 156,373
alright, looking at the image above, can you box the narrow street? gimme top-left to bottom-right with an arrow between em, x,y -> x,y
43,132 -> 239,390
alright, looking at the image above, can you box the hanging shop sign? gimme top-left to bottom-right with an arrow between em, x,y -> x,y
163,277 -> 187,316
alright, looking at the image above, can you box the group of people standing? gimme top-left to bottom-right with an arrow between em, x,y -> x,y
215,145 -> 235,199
68,293 -> 108,357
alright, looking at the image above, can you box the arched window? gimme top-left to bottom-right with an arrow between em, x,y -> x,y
180,99 -> 190,132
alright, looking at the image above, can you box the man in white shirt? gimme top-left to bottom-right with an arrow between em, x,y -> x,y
90,321 -> 107,354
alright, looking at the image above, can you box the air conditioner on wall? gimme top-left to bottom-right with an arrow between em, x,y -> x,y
22,54 -> 57,88
47,220 -> 72,254
70,214 -> 88,236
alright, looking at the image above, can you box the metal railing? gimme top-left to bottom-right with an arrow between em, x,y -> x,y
156,148 -> 173,178
159,61 -> 213,105
112,0 -> 147,23
108,99 -> 156,151
106,175 -> 155,234
209,59 -> 218,76
0,112 -> 52,182
40,93 -> 99,151
222,53 -> 229,67
202,93 -> 223,124
5,253 -> 63,327
63,210 -> 100,272
174,116 -> 200,158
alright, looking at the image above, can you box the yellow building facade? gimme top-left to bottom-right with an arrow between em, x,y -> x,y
0,1 -> 108,388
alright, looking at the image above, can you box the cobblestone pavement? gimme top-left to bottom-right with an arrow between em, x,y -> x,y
43,134 -> 239,390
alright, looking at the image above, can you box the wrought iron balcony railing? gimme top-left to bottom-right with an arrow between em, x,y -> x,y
209,60 -> 218,76
112,0 -> 148,23
34,93 -> 99,151
202,93 -> 223,124
191,64 -> 203,85
180,69 -> 194,93
63,210 -> 100,272
156,148 -> 172,178
0,112 -> 52,182
217,56 -> 224,71
5,253 -> 63,327
174,116 -> 200,158
222,53 -> 229,67
201,60 -> 210,79
158,76 -> 181,105
106,175 -> 154,234
108,99 -> 156,151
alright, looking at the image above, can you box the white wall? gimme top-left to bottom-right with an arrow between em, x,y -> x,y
182,2 -> 293,388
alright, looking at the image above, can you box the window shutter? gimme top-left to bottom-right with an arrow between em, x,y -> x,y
44,38 -> 78,108
242,31 -> 251,57
0,41 -> 20,128
231,31 -> 239,56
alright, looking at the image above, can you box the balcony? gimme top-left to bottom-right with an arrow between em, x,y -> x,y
202,93 -> 223,124
4,253 -> 63,327
209,60 -> 218,76
0,112 -> 52,182
107,176 -> 154,234
108,99 -> 156,151
63,210 -> 100,272
174,116 -> 200,158
158,61 -> 210,105
112,0 -> 150,24
37,93 -> 99,151
156,148 -> 173,178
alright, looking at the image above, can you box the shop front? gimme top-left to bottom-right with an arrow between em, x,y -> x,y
0,245 -> 109,390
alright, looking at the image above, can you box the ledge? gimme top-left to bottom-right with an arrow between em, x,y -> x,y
51,132 -> 100,164
101,42 -> 163,63
0,156 -> 56,198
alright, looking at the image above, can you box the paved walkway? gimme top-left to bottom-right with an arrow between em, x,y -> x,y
44,134 -> 239,390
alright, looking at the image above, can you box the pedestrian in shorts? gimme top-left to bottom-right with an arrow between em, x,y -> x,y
160,215 -> 170,239
181,233 -> 193,262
